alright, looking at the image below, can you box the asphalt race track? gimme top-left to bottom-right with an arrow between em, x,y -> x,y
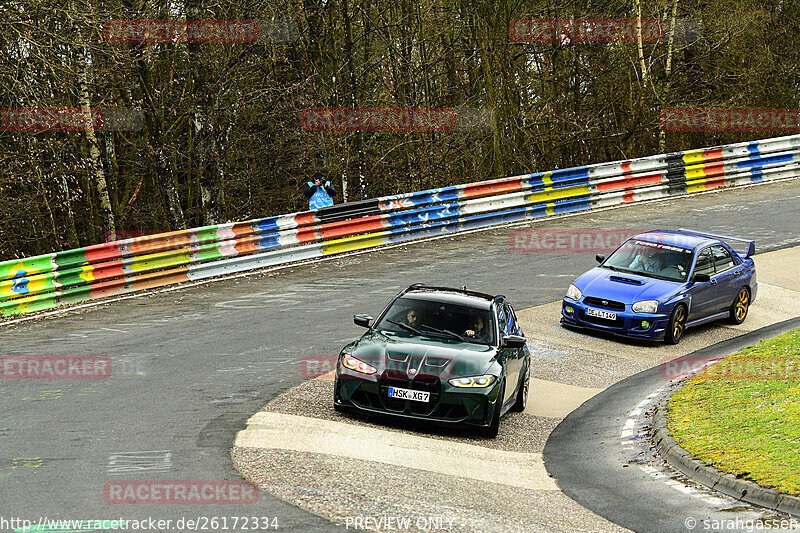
545,316 -> 800,533
1,180 -> 800,532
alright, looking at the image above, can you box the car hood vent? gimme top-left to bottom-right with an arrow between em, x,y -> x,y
386,351 -> 410,362
383,351 -> 453,380
609,275 -> 644,285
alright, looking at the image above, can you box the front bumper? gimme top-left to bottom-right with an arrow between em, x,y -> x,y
334,367 -> 503,428
561,299 -> 669,340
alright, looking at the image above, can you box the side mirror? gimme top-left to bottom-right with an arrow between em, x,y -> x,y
353,314 -> 373,328
693,273 -> 711,283
595,254 -> 605,263
502,335 -> 526,349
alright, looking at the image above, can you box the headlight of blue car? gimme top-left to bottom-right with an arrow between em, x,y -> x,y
566,284 -> 582,301
632,300 -> 659,313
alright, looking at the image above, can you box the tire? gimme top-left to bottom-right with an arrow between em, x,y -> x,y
664,305 -> 687,345
728,287 -> 751,325
511,363 -> 530,412
483,380 -> 505,438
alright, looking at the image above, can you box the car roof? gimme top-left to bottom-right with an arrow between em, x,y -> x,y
629,230 -> 719,250
400,285 -> 497,310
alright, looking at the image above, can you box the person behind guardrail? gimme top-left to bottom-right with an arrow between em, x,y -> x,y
303,171 -> 337,210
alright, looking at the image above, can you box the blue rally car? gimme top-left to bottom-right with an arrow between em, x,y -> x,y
561,229 -> 757,344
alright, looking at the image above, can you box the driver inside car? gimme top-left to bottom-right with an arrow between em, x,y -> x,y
464,315 -> 490,343
629,251 -> 664,273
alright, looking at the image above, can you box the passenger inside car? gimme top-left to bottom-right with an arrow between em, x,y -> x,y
660,251 -> 693,279
402,308 -> 422,328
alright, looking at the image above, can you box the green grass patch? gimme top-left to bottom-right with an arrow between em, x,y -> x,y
668,328 -> 800,495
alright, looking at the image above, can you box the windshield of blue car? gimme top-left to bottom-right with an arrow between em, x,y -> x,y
602,240 -> 694,282
374,297 -> 496,345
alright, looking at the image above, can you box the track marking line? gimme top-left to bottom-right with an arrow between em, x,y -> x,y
235,411 -> 558,491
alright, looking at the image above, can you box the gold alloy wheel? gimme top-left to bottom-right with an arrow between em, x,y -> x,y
673,306 -> 686,340
735,289 -> 750,321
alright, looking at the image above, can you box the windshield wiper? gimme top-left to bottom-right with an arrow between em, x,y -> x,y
605,265 -> 640,275
610,268 -> 678,282
638,272 -> 678,282
419,324 -> 468,342
386,319 -> 425,337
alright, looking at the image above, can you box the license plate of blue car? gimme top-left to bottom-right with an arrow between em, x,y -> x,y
387,387 -> 430,402
586,307 -> 617,320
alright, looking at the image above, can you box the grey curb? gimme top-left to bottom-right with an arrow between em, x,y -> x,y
651,402 -> 800,517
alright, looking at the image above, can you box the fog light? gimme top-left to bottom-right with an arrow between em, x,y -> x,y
565,306 -> 574,314
641,320 -> 650,329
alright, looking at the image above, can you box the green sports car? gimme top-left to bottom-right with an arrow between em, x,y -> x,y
333,284 -> 530,437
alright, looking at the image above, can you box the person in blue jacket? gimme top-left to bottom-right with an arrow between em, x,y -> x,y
303,171 -> 337,210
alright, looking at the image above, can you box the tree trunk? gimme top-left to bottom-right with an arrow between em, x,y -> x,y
60,176 -> 80,249
659,0 -> 679,152
121,0 -> 185,230
438,0 -> 461,106
105,132 -> 121,218
187,0 -> 219,226
35,168 -> 58,250
135,58 -> 186,229
342,0 -> 366,199
78,45 -> 116,241
480,41 -> 503,178
635,0 -> 648,87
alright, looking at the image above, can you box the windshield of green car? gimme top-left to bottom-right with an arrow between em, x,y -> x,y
374,297 -> 496,345
602,239 -> 694,282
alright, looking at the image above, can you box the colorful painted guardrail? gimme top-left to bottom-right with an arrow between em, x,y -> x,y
1,134 -> 799,318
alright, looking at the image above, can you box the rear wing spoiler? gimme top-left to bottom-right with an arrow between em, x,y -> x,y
678,228 -> 755,258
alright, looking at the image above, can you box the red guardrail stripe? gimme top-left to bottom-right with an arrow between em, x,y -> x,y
597,173 -> 664,190
84,242 -> 123,263
462,180 -> 524,198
